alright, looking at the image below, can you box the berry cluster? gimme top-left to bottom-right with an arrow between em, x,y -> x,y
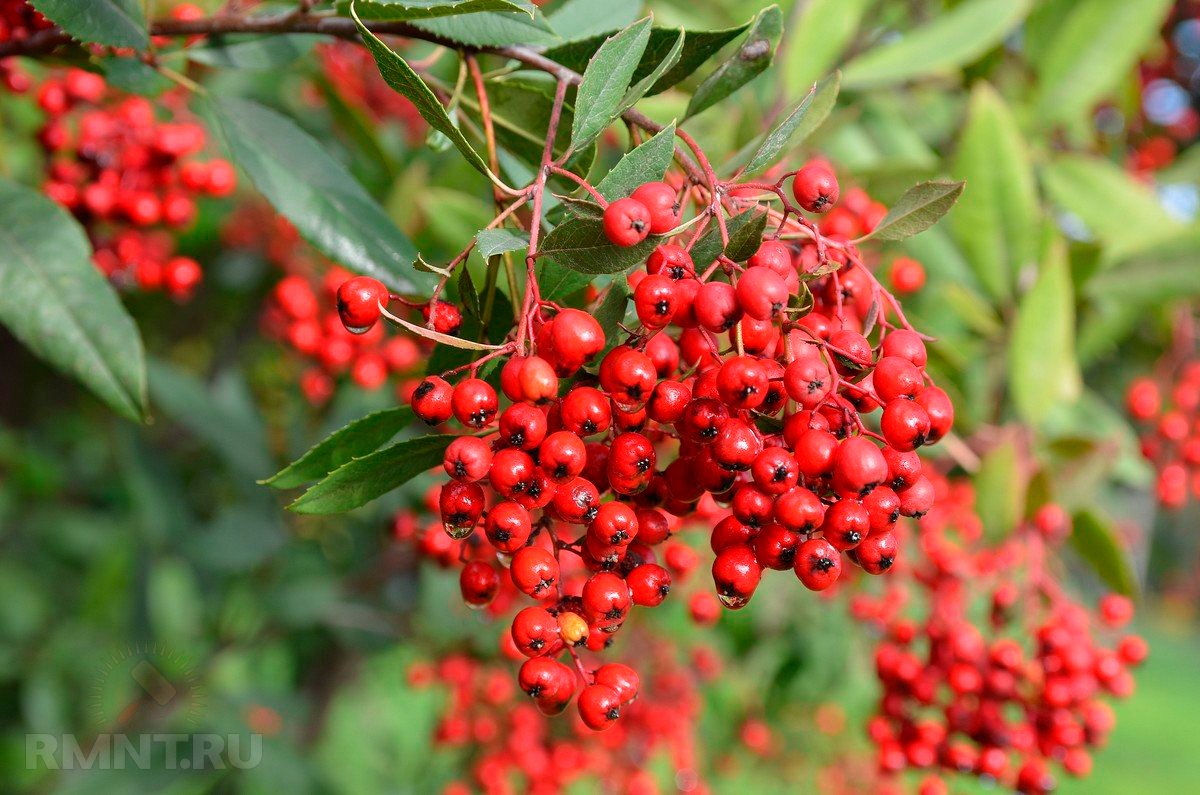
852,473 -> 1146,795
314,42 -> 426,143
337,154 -> 952,732
1127,361 -> 1200,508
0,0 -> 49,44
32,67 -> 233,298
408,640 -> 707,795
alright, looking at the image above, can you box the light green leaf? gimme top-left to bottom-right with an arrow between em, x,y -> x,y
411,6 -> 558,46
548,0 -> 641,40
187,34 -> 322,70
1070,510 -> 1138,596
740,72 -> 839,177
782,0 -> 868,96
596,121 -> 676,201
264,406 -> 416,489
1008,235 -> 1081,426
1033,0 -> 1174,127
290,434 -> 456,514
860,180 -> 964,242
841,0 -> 1032,89
571,18 -> 653,151
973,436 -> 1025,541
29,0 -> 147,49
1086,229 -> 1200,304
353,5 -> 491,176
950,82 -> 1038,305
345,0 -> 537,21
475,229 -> 530,258
685,5 -> 783,120
0,178 -> 147,422
210,96 -> 419,291
540,218 -> 660,274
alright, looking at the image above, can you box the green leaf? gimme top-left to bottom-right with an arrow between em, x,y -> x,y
685,5 -> 782,120
466,79 -> 594,176
459,267 -> 481,320
0,178 -> 146,422
596,122 -> 677,201
740,72 -> 839,177
1040,154 -> 1180,257
840,0 -> 1032,89
950,82 -> 1038,305
411,7 -> 558,46
594,280 -> 632,357
264,406 -> 416,489
973,436 -> 1025,541
571,18 -> 653,151
724,211 -> 769,262
353,6 -> 491,177
540,217 -> 660,274
548,0 -> 641,40
1070,510 -> 1138,596
187,34 -> 322,70
861,181 -> 964,242
289,434 -> 456,514
1086,230 -> 1200,305
782,0 -> 868,96
346,0 -> 537,21
616,29 -> 683,116
1032,0 -> 1173,127
537,262 -> 593,301
1008,235 -> 1081,426
475,228 -> 529,257
691,209 -> 764,268
210,96 -> 419,291
100,56 -> 172,97
29,0 -> 147,49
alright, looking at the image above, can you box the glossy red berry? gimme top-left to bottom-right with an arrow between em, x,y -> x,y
459,561 -> 500,608
792,162 -> 840,213
736,266 -> 789,321
631,181 -> 681,234
603,197 -> 652,247
511,606 -> 560,657
336,276 -> 388,333
411,376 -> 454,425
443,436 -> 493,482
626,563 -> 671,607
451,378 -> 498,428
711,545 -> 762,609
578,684 -> 622,730
646,243 -> 695,280
510,546 -> 560,600
794,537 -> 841,590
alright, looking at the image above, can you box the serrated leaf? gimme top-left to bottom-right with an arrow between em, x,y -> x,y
950,82 -> 1037,305
617,30 -> 683,116
974,436 -> 1025,541
29,0 -> 147,49
411,6 -> 558,46
0,178 -> 147,422
571,18 -> 652,151
782,0 -> 868,96
475,228 -> 530,258
210,96 -> 418,292
556,196 -> 606,219
740,72 -> 839,177
1033,0 -> 1173,127
537,262 -> 593,301
596,122 -> 677,201
549,0 -> 641,41
353,5 -> 491,177
1009,236 -> 1081,426
187,34 -> 321,70
540,217 -> 660,274
691,209 -> 764,268
861,181 -> 964,242
725,211 -> 769,262
289,434 -> 456,514
1070,510 -> 1138,596
264,407 -> 416,489
841,0 -> 1032,89
685,5 -> 782,120
345,0 -> 537,21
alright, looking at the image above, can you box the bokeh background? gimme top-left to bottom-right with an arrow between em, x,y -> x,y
1,0 -> 1199,792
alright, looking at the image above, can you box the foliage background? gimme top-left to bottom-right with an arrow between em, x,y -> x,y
1,0 -> 1199,792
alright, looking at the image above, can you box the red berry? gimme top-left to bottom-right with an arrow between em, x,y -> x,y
336,277 -> 388,333
631,181 -> 681,234
792,162 -> 840,213
603,197 -> 652,247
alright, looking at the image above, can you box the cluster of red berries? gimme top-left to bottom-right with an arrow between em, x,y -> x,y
851,472 -> 1146,795
0,0 -> 49,44
1127,361 -> 1200,508
313,42 -> 426,144
30,67 -> 233,298
408,640 -> 709,795
336,157 -> 952,732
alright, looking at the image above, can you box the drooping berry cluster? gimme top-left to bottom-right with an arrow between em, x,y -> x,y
852,473 -> 1146,795
1127,360 -> 1200,508
32,67 -> 233,298
337,153 -> 953,732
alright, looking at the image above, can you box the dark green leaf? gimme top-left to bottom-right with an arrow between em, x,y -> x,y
264,407 -> 416,489
841,0 -> 1032,89
1070,510 -> 1138,596
549,0 -> 641,40
617,29 -> 683,115
467,79 -> 594,176
475,229 -> 529,258
740,72 -> 839,176
540,217 -> 660,274
537,262 -> 593,301
685,6 -> 782,120
411,7 -> 558,46
595,280 -> 632,358
860,180 -> 964,241
459,267 -> 481,320
724,211 -> 769,262
29,0 -> 147,49
596,122 -> 677,201
289,434 -> 457,514
100,57 -> 172,97
187,34 -> 322,70
691,209 -> 764,268
571,18 -> 652,150
0,178 -> 146,422
354,8 -> 491,176
556,196 -> 606,219
210,96 -> 419,291
345,0 -> 537,21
